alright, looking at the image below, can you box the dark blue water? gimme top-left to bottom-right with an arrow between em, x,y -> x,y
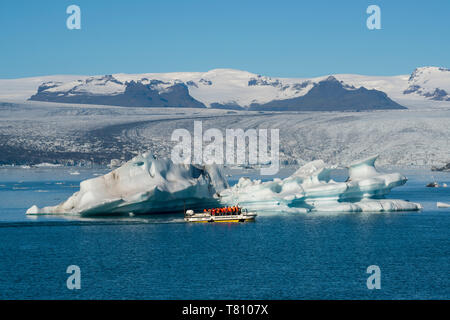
0,167 -> 449,299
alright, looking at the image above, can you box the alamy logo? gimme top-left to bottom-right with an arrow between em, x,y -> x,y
366,5 -> 381,30
171,121 -> 280,175
66,5 -> 81,30
66,265 -> 81,290
366,265 -> 381,289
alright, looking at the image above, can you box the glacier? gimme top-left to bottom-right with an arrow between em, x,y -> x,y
26,154 -> 421,216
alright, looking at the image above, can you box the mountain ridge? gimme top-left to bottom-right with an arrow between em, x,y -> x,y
29,73 -> 404,111
1,66 -> 449,110
249,76 -> 405,111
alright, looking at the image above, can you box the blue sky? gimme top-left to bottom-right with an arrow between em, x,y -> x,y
0,0 -> 449,78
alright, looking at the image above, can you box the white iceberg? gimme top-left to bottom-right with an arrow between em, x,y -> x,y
27,152 -> 228,216
27,154 -> 421,216
219,155 -> 422,213
437,202 -> 450,208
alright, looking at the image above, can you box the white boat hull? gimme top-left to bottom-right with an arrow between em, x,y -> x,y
185,212 -> 257,223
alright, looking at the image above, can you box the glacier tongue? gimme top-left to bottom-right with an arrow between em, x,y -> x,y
219,155 -> 421,213
26,154 -> 421,216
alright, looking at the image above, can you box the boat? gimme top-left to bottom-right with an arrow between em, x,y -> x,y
184,207 -> 257,223
437,202 -> 450,208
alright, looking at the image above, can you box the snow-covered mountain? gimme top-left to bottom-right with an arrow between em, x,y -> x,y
248,76 -> 405,111
29,69 -> 317,108
29,75 -> 206,108
1,66 -> 449,110
403,67 -> 450,101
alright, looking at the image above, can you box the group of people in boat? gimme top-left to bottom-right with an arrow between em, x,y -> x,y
204,206 -> 241,216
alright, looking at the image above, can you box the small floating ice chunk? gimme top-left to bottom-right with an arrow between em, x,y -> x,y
26,205 -> 39,214
34,163 -> 62,168
437,202 -> 450,208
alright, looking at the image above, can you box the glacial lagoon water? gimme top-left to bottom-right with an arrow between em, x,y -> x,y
0,167 -> 449,299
